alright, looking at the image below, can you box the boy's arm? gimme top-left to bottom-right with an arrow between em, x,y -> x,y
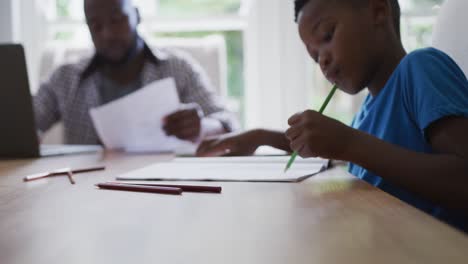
196,129 -> 291,157
347,116 -> 468,213
256,129 -> 292,152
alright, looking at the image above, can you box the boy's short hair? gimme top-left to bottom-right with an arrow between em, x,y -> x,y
294,0 -> 401,37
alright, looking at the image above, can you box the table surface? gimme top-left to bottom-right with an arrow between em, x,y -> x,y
0,152 -> 467,264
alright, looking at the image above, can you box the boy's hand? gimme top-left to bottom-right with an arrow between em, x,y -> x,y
196,131 -> 261,157
285,110 -> 356,160
163,103 -> 203,142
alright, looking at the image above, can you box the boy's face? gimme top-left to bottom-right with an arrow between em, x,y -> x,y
298,0 -> 380,94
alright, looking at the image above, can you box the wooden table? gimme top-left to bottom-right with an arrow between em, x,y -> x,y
0,152 -> 467,264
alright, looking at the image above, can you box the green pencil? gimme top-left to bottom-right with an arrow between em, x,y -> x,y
284,84 -> 339,172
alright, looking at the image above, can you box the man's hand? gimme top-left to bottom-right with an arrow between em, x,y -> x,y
163,103 -> 203,142
285,110 -> 357,160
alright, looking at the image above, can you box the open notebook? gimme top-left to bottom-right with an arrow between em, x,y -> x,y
116,156 -> 330,183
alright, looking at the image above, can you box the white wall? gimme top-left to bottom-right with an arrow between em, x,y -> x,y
244,0 -> 314,130
0,0 -> 19,43
21,1 -> 47,91
5,0 -> 48,91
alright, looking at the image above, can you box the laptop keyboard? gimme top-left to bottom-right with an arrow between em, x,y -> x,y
40,145 -> 102,156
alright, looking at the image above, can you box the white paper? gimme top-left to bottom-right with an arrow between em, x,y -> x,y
254,145 -> 288,156
172,156 -> 320,164
90,78 -> 194,152
116,156 -> 329,182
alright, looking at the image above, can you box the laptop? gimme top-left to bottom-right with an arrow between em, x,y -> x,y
0,44 -> 102,158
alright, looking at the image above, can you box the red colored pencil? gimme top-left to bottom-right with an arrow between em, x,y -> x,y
96,182 -> 182,195
107,181 -> 222,193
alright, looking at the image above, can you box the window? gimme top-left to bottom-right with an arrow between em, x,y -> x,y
154,0 -> 242,18
401,0 -> 445,50
30,0 -> 448,130
44,0 -> 247,125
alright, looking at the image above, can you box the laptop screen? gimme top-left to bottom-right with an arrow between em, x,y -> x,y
0,44 -> 40,157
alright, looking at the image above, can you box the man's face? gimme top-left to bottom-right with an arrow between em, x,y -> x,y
298,0 -> 379,94
85,0 -> 139,64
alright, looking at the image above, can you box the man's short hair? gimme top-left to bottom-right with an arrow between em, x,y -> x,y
294,0 -> 401,37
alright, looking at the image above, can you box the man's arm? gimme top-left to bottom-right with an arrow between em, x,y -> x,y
33,71 -> 63,136
174,51 -> 239,135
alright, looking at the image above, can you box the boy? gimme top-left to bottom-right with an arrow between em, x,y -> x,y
197,0 -> 468,232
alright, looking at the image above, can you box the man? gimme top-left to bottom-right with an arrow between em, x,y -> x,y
34,0 -> 238,145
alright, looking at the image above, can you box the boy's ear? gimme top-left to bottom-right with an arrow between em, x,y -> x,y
368,0 -> 392,28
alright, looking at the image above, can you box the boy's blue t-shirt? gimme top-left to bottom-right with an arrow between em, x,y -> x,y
350,47 -> 468,231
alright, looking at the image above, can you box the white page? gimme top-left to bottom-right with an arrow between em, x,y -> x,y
116,157 -> 329,182
172,156 -> 326,164
90,78 -> 194,151
254,145 -> 288,156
